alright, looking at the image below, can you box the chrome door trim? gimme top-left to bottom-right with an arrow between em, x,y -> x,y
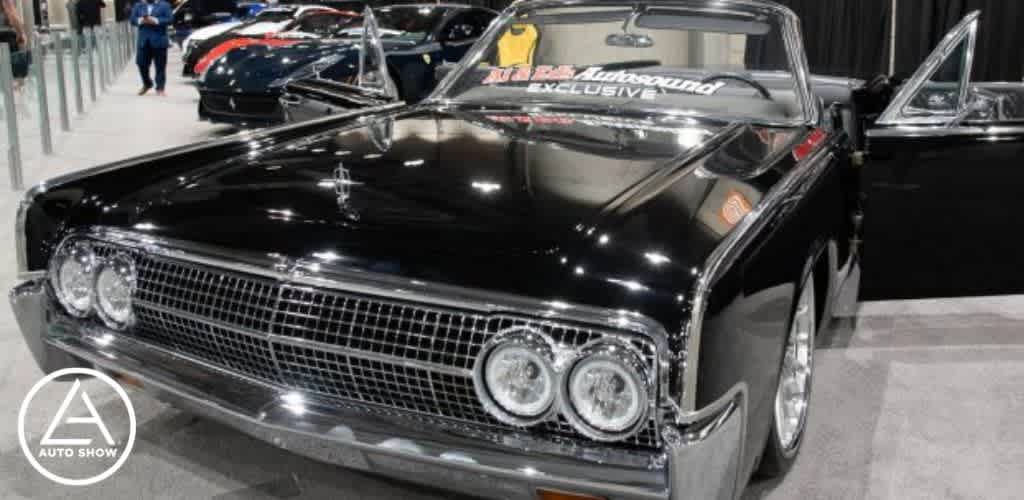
867,124 -> 1024,139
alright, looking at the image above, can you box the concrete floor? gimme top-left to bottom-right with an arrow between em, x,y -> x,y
2,50 -> 1023,500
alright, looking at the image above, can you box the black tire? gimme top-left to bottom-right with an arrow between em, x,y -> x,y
756,268 -> 818,478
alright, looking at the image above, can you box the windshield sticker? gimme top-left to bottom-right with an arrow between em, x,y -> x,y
527,83 -> 658,100
481,65 -> 576,84
481,65 -> 728,99
573,67 -> 726,96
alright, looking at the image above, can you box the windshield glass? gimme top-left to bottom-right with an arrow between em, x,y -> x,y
335,6 -> 448,42
254,8 -> 298,23
442,2 -> 806,123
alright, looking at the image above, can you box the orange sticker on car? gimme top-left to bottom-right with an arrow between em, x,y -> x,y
720,190 -> 753,227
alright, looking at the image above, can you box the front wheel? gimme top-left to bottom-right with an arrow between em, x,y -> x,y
757,272 -> 816,477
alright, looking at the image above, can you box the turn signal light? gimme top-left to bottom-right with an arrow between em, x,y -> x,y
536,488 -> 606,500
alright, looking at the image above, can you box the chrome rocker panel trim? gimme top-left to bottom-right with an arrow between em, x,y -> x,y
12,279 -> 749,500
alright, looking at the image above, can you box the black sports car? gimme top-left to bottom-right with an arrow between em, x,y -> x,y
14,2 -> 1024,499
197,4 -> 497,127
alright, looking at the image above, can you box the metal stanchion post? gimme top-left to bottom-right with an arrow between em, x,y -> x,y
71,31 -> 83,113
110,26 -> 118,70
96,28 -> 107,90
86,27 -> 97,101
126,24 -> 132,65
0,44 -> 23,189
106,27 -> 115,73
112,26 -> 121,73
54,32 -> 70,131
101,28 -> 110,89
114,24 -> 123,69
33,37 -> 53,155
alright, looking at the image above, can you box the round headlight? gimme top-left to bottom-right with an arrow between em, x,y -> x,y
561,341 -> 650,441
473,329 -> 556,426
94,253 -> 137,329
50,241 -> 98,317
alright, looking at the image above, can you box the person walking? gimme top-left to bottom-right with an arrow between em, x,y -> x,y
0,0 -> 29,87
76,0 -> 106,35
130,0 -> 171,96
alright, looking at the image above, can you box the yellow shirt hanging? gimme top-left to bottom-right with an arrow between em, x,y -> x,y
497,24 -> 539,67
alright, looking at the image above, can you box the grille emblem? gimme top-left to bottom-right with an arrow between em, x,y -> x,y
228,97 -> 237,111
334,162 -> 351,205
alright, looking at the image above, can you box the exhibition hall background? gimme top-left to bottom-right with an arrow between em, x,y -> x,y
431,0 -> 1024,82
23,0 -> 1024,81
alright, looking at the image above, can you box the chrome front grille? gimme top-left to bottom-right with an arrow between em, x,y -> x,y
91,241 -> 662,448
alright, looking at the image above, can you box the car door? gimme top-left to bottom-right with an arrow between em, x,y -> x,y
861,11 -> 1024,300
280,7 -> 399,123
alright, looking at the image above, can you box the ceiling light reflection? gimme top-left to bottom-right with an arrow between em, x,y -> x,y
677,127 -> 709,149
606,278 -> 650,292
644,252 -> 671,266
312,251 -> 343,262
471,181 -> 502,194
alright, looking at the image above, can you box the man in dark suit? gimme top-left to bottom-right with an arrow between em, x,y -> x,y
76,0 -> 106,35
130,0 -> 172,95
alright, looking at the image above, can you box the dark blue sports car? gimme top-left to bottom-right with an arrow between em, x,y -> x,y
197,4 -> 497,127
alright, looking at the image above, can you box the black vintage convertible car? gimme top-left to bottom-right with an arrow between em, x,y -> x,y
197,4 -> 497,126
13,1 -> 1024,499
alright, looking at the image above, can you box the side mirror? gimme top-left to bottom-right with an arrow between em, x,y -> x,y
434,62 -> 456,83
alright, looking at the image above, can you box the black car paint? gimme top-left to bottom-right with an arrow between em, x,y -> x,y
20,103 -> 849,484
860,127 -> 1024,300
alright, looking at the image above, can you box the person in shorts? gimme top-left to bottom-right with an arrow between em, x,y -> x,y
1,0 -> 30,84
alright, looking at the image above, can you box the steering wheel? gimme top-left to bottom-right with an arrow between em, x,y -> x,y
701,73 -> 774,101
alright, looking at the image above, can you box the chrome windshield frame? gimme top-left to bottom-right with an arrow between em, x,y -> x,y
426,0 -> 820,127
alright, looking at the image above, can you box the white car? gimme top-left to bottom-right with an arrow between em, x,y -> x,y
182,5 -> 340,61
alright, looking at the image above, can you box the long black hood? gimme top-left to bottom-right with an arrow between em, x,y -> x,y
45,106 -> 804,333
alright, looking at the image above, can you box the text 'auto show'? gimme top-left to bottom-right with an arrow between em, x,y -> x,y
2,0 -> 1024,499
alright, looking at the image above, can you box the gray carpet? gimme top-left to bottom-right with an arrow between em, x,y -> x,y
745,297 -> 1024,500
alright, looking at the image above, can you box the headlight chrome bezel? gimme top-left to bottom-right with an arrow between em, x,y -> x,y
93,252 -> 138,330
472,327 -> 558,427
49,239 -> 137,328
558,339 -> 652,442
49,240 -> 99,318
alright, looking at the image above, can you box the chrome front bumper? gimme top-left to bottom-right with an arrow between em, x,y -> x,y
12,279 -> 748,500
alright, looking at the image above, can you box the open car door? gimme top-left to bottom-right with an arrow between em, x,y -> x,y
861,11 -> 1024,300
281,7 -> 400,122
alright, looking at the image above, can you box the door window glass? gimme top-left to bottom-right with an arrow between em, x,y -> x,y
905,38 -> 967,116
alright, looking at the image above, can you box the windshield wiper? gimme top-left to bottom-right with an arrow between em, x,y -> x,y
596,60 -> 662,71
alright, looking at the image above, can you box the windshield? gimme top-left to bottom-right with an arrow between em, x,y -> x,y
335,6 -> 448,43
441,2 -> 807,123
254,8 -> 298,23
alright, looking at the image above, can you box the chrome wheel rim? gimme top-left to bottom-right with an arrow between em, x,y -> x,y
774,276 -> 815,454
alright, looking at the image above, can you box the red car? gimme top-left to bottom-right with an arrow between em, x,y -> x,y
188,9 -> 360,76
